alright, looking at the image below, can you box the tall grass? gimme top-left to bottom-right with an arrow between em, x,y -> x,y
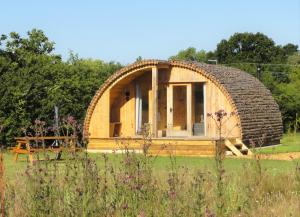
2,117 -> 300,216
0,123 -> 4,217
2,146 -> 300,216
0,151 -> 4,217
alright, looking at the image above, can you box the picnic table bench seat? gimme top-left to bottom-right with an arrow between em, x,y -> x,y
12,136 -> 81,163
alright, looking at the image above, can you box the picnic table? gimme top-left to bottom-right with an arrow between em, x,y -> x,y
12,136 -> 82,163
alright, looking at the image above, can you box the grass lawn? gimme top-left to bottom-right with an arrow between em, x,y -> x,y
2,133 -> 299,179
3,150 -> 298,180
257,133 -> 300,154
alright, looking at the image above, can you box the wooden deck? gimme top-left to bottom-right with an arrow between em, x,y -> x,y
87,137 -> 253,157
87,137 -> 217,156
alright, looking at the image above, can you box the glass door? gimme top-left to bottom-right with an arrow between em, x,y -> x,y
167,84 -> 190,137
193,83 -> 205,136
173,85 -> 187,132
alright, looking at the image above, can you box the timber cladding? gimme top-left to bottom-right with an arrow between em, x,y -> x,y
84,60 -> 283,146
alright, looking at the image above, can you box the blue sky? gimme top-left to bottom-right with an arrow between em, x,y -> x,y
1,0 -> 300,64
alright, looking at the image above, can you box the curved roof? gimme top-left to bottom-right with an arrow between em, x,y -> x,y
84,60 -> 283,145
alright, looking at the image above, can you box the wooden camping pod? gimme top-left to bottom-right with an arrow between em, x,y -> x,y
83,60 -> 283,156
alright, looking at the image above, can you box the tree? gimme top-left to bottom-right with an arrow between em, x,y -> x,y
282,43 -> 298,56
136,56 -> 143,62
215,32 -> 286,64
0,30 -> 122,146
275,68 -> 300,130
169,47 -> 207,62
287,52 -> 300,64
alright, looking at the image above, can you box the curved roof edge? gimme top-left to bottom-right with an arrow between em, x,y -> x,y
83,59 -> 283,145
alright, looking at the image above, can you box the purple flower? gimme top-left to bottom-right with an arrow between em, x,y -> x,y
205,208 -> 216,217
138,210 -> 145,217
215,109 -> 227,121
34,119 -> 46,126
122,203 -> 128,210
34,119 -> 41,125
169,191 -> 176,199
66,115 -> 77,125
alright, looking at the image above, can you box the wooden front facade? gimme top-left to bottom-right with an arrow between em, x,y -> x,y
85,62 -> 242,155
84,60 -> 282,155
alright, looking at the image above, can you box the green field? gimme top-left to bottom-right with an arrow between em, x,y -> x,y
3,148 -> 298,180
3,133 -> 300,179
4,133 -> 300,176
256,133 -> 300,154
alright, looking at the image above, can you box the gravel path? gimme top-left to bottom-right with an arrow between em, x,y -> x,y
258,152 -> 300,161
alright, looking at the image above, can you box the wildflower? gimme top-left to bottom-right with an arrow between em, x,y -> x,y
137,210 -> 145,217
122,203 -> 128,210
34,119 -> 46,126
24,169 -> 31,177
167,178 -> 173,185
76,187 -> 83,196
66,115 -> 77,125
135,183 -> 144,190
205,208 -> 216,217
169,191 -> 176,199
249,139 -> 256,149
215,109 -> 227,121
124,156 -> 133,165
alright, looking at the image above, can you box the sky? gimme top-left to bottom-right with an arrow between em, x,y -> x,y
1,0 -> 300,64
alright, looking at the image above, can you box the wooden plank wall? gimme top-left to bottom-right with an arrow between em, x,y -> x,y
159,67 -> 206,83
119,83 -> 136,136
117,71 -> 152,137
88,90 -> 110,138
158,85 -> 167,130
205,80 -> 240,138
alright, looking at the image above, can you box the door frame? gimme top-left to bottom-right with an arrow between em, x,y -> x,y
166,83 -> 192,137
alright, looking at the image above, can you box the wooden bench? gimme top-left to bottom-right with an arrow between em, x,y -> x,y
12,136 -> 82,163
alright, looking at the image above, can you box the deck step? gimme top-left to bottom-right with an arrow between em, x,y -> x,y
240,149 -> 249,155
225,150 -> 234,156
225,139 -> 251,157
234,143 -> 243,149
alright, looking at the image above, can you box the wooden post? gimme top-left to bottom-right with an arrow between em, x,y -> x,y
203,83 -> 207,136
14,142 -> 21,162
187,84 -> 193,136
166,84 -> 173,137
152,67 -> 158,137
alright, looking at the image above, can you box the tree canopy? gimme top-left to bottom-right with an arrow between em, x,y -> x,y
215,32 -> 298,64
0,29 -> 121,145
169,47 -> 207,62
